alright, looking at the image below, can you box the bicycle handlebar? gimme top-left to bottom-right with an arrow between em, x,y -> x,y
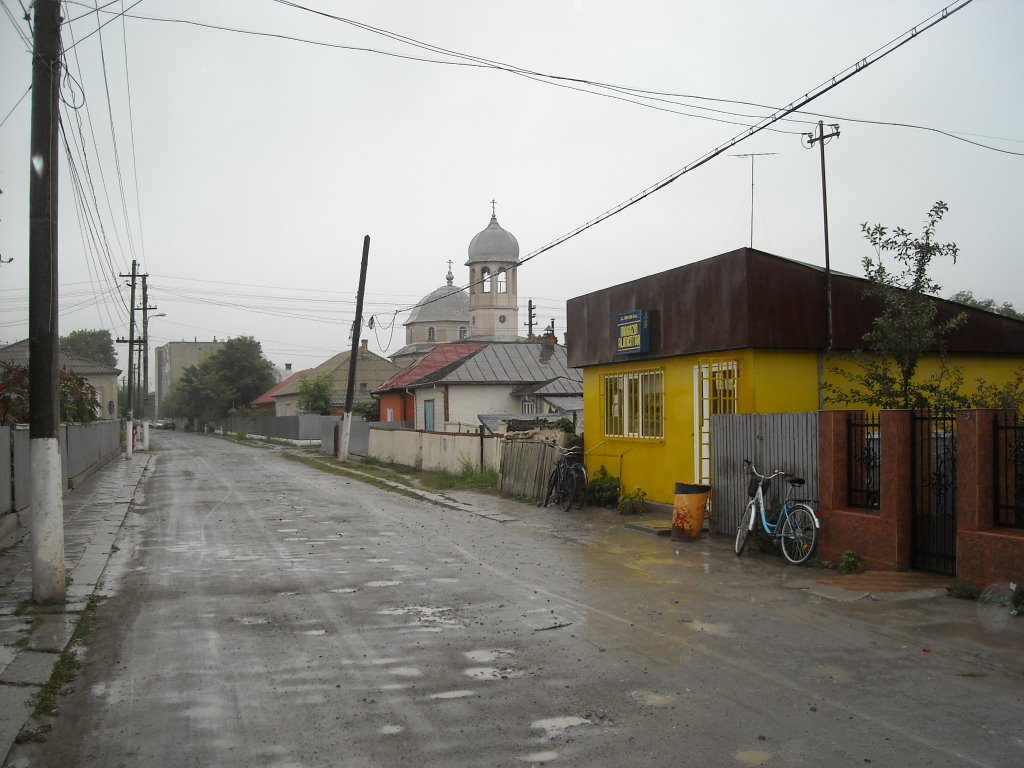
743,459 -> 790,481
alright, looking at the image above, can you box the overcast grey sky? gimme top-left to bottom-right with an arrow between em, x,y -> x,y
1,0 -> 1021,375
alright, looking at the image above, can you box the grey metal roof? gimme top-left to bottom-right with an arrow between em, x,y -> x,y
0,339 -> 121,376
405,284 -> 469,324
418,341 -> 580,387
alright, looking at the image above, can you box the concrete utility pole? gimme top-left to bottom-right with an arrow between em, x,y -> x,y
141,278 -> 160,450
28,0 -> 65,605
805,121 -> 840,352
340,236 -> 370,461
524,299 -> 537,339
119,261 -> 138,458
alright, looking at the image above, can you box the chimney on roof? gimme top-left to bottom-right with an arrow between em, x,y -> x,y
361,339 -> 369,353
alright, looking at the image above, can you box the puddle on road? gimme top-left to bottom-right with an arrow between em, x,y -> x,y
330,587 -> 359,594
365,580 -> 402,588
378,605 -> 462,628
388,666 -> 422,677
736,749 -> 773,765
379,724 -> 404,735
685,621 -> 734,637
366,558 -> 391,563
237,616 -> 270,626
817,664 -> 854,683
627,690 -> 677,707
464,666 -> 517,680
430,689 -> 475,700
530,716 -> 591,739
519,751 -> 559,764
302,629 -> 328,636
431,577 -> 459,583
465,649 -> 514,663
277,529 -> 299,533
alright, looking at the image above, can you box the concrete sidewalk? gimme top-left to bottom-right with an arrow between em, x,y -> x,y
0,453 -> 150,762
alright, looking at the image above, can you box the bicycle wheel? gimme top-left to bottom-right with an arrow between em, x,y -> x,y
542,467 -> 559,507
780,505 -> 818,565
561,471 -> 578,512
572,465 -> 588,509
734,500 -> 757,556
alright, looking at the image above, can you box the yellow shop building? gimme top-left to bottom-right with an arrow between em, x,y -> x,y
566,247 -> 1024,505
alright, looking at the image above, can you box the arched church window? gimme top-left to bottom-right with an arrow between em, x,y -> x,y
459,327 -> 467,340
481,267 -> 491,293
427,327 -> 436,342
497,269 -> 507,294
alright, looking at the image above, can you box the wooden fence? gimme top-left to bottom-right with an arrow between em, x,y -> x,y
498,439 -> 557,501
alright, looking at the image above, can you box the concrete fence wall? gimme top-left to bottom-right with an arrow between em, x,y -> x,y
1,420 -> 122,525
368,426 -> 502,474
223,414 -> 342,443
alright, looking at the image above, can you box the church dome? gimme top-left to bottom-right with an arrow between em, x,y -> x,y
405,265 -> 470,324
466,213 -> 519,265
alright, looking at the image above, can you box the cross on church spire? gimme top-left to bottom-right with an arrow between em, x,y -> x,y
490,199 -> 497,218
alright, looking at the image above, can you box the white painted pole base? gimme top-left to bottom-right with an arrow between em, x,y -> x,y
31,438 -> 66,605
340,415 -> 352,462
143,420 -> 150,451
125,417 -> 133,459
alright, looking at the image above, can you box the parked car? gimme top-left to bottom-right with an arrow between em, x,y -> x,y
156,419 -> 176,430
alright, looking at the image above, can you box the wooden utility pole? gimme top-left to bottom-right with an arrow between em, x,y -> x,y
119,261 -> 138,458
28,0 -> 65,604
340,236 -> 370,461
805,121 -> 840,352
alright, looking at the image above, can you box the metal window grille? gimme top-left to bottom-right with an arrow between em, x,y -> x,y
848,412 -> 880,510
602,369 -> 664,438
995,414 -> 1024,529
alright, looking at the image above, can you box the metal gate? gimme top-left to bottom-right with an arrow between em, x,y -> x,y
910,411 -> 957,575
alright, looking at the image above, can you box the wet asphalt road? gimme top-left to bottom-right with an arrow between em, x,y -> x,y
7,432 -> 1021,767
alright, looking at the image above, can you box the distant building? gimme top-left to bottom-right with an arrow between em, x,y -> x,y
0,340 -> 121,420
154,339 -> 226,418
270,340 -> 400,417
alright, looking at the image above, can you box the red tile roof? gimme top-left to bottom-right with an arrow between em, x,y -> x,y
375,342 -> 486,392
251,368 -> 313,407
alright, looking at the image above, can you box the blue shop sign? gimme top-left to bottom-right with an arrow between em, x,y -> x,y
616,310 -> 650,354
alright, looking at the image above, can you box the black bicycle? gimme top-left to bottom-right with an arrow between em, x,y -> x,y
541,445 -> 588,511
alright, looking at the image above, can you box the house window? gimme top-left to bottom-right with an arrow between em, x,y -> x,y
481,267 -> 491,293
359,382 -> 367,392
522,399 -> 537,414
459,327 -> 467,340
427,326 -> 436,342
424,399 -> 435,431
603,368 -> 664,439
497,269 -> 507,294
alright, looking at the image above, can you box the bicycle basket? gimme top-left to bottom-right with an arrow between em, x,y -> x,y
747,476 -> 771,498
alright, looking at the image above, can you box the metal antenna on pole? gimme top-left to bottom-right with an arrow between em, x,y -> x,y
731,153 -> 777,247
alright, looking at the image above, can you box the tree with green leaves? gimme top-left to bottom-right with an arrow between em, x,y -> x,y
297,372 -> 335,414
159,336 -> 276,424
206,336 -> 277,409
949,290 -> 1024,320
60,329 -> 117,367
0,361 -> 99,424
824,201 -> 967,411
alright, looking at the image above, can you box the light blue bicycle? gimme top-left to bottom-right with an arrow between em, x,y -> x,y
734,459 -> 820,565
